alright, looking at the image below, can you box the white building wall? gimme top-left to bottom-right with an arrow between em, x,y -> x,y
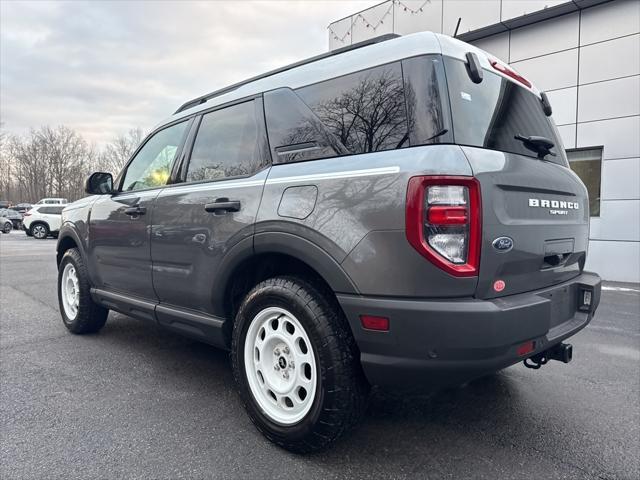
329,0 -> 640,282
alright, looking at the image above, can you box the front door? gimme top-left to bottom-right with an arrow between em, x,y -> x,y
88,119 -> 191,301
151,98 -> 270,319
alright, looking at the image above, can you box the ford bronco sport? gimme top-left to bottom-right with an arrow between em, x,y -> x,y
57,32 -> 601,453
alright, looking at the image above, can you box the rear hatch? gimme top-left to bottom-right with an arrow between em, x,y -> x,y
442,55 -> 589,299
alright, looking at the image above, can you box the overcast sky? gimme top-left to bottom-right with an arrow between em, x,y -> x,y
0,0 -> 375,146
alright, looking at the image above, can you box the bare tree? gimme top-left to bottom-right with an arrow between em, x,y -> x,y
314,68 -> 411,153
5,126 -> 96,202
100,128 -> 144,176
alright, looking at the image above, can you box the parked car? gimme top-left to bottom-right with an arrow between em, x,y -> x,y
1,216 -> 12,234
56,32 -> 601,453
35,198 -> 68,205
22,205 -> 64,238
12,203 -> 33,214
0,208 -> 23,229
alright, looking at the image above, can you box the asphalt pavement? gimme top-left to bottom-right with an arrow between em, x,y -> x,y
1,230 -> 639,479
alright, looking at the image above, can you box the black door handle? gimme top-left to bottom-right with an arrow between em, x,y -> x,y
124,206 -> 146,216
205,198 -> 241,214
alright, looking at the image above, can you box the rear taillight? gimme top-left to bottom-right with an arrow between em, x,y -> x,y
406,176 -> 481,277
23,212 -> 31,216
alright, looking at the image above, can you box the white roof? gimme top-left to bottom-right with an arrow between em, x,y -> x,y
160,31 -> 539,129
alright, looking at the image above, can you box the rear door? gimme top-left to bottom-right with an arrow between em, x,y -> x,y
151,97 -> 270,320
443,56 -> 589,299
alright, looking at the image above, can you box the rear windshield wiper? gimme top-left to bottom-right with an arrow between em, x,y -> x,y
514,134 -> 556,159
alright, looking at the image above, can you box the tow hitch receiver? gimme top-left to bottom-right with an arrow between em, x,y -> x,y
524,343 -> 573,369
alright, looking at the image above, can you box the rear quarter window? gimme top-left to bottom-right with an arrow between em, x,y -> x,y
265,62 -> 412,163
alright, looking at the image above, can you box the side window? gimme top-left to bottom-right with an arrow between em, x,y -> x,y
296,62 -> 409,156
50,206 -> 65,215
39,207 -> 52,214
264,88 -> 348,163
186,100 -> 268,182
264,62 -> 410,164
121,121 -> 189,192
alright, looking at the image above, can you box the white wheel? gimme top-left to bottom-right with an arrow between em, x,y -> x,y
243,306 -> 317,425
61,263 -> 79,320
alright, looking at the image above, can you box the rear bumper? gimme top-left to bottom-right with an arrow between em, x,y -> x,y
337,271 -> 601,391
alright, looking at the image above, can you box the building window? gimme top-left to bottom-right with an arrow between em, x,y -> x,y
567,147 -> 602,217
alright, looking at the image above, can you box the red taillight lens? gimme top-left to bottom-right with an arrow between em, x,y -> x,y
427,206 -> 468,225
406,176 -> 481,277
490,59 -> 532,88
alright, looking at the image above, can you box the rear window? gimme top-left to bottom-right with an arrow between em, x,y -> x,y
443,57 -> 567,165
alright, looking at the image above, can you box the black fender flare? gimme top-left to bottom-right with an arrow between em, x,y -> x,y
210,232 -> 359,318
253,231 -> 359,294
56,224 -> 85,267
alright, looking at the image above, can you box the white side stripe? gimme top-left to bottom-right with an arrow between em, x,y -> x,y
163,179 -> 265,194
266,166 -> 400,185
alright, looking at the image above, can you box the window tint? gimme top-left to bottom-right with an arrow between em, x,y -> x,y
264,88 -> 348,163
265,63 -> 411,164
121,121 -> 189,191
568,147 -> 602,216
444,57 -> 567,166
39,206 -> 62,214
186,100 -> 267,182
296,62 -> 409,156
402,55 -> 452,146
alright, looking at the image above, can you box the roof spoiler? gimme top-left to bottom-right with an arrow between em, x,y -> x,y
174,33 -> 401,114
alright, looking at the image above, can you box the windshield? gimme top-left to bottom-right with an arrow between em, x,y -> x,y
443,57 -> 567,166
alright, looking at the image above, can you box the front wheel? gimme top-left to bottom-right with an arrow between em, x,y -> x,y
58,248 -> 109,334
2,222 -> 11,234
231,276 -> 369,453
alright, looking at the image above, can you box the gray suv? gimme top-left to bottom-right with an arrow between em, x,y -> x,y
56,32 -> 601,452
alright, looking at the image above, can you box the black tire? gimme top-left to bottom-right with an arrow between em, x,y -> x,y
231,276 -> 369,453
57,248 -> 109,334
2,222 -> 11,234
25,230 -> 32,237
30,222 -> 49,239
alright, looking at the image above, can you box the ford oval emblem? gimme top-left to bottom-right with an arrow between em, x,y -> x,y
492,236 -> 514,252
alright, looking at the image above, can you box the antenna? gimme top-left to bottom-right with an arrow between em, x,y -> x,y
453,17 -> 462,38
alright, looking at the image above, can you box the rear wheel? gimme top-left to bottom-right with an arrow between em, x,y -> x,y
30,223 -> 48,239
58,248 -> 108,334
231,276 -> 369,453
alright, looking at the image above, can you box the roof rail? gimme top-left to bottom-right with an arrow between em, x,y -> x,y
174,33 -> 401,114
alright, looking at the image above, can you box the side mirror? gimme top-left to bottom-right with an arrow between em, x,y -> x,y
85,172 -> 114,195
